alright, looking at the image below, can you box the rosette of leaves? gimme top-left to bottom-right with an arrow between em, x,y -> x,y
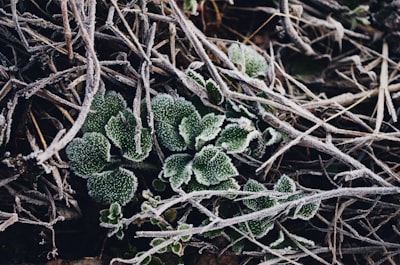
65,132 -> 111,177
82,91 -> 127,134
87,167 -> 138,205
99,202 -> 126,239
105,109 -> 152,162
228,43 -> 269,77
161,145 -> 238,189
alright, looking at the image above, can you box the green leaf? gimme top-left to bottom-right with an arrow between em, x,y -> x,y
205,79 -> 224,105
105,109 -> 152,162
216,120 -> 261,154
162,154 -> 193,189
194,113 -> 225,150
150,238 -> 168,253
87,168 -> 138,205
273,175 -> 296,193
66,132 -> 111,177
152,94 -> 199,151
183,0 -> 198,15
177,223 -> 193,242
186,69 -> 205,87
228,43 -> 269,77
243,179 -> 276,211
293,200 -> 320,220
171,241 -> 184,256
82,91 -> 127,134
179,112 -> 202,150
109,202 -> 122,218
270,230 -> 315,250
192,145 -> 238,186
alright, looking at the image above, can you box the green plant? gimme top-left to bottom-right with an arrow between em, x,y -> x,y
228,43 -> 269,77
66,91 -> 152,205
152,94 -> 277,192
99,202 -> 125,239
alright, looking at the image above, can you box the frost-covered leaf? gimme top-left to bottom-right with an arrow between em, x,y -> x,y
171,241 -> 184,256
186,178 -> 240,199
183,0 -> 198,15
264,127 -> 283,146
192,145 -> 238,186
270,230 -> 315,250
238,212 -> 274,239
150,238 -> 168,253
105,109 -> 152,162
194,113 -> 225,150
66,132 -> 111,177
179,112 -> 202,150
82,91 -> 127,134
243,179 -> 276,211
162,154 -> 193,189
205,79 -> 224,105
274,175 -> 296,193
293,200 -> 320,220
152,94 -> 199,151
228,43 -> 269,77
216,121 -> 261,154
177,223 -> 193,242
87,168 -> 138,205
186,69 -> 205,87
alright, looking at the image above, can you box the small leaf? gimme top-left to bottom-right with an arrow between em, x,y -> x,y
216,121 -> 261,154
192,145 -> 238,186
274,175 -> 296,193
243,179 -> 276,211
264,127 -> 282,146
136,252 -> 151,265
205,79 -> 224,105
82,91 -> 127,134
152,94 -> 200,151
179,112 -> 202,150
270,230 -> 315,250
150,238 -> 168,253
194,113 -> 225,150
105,109 -> 152,162
183,0 -> 198,15
228,43 -> 269,77
162,154 -> 193,189
152,179 -> 166,192
293,200 -> 320,220
87,168 -> 138,205
186,69 -> 205,87
177,223 -> 193,242
115,229 -> 125,240
66,132 -> 111,177
171,241 -> 184,256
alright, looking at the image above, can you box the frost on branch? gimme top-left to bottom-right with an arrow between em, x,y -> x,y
87,168 -> 138,205
82,91 -> 127,134
152,94 -> 199,151
228,43 -> 269,77
187,178 -> 240,199
216,119 -> 261,154
66,132 -> 111,177
161,154 -> 193,189
105,109 -> 152,162
192,145 -> 238,186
